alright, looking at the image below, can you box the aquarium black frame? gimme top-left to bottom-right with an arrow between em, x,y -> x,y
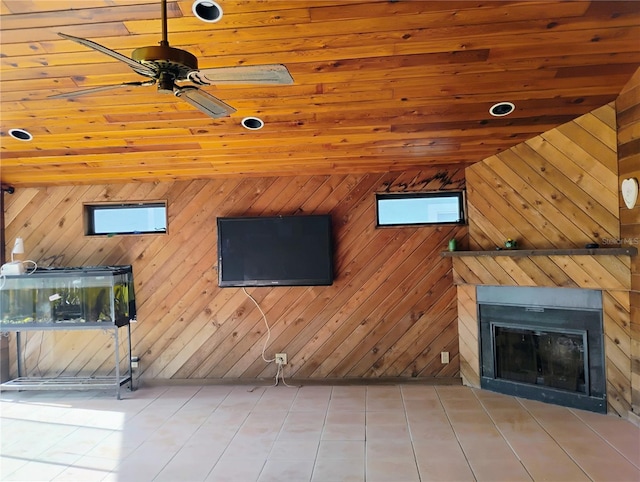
0,265 -> 136,398
0,323 -> 133,399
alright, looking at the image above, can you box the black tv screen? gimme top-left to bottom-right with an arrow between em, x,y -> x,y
217,215 -> 333,287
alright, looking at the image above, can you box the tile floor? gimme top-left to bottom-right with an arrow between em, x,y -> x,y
1,383 -> 639,481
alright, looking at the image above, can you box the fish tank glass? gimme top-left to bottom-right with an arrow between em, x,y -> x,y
0,265 -> 136,328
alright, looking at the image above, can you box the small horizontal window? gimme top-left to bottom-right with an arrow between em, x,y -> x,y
376,191 -> 465,227
84,202 -> 167,236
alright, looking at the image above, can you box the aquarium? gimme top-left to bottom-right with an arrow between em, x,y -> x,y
0,265 -> 136,328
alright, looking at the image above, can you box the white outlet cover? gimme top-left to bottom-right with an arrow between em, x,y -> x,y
621,178 -> 638,209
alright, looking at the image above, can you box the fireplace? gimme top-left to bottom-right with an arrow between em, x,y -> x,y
478,286 -> 606,413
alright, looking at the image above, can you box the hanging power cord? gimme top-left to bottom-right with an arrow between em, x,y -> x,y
242,287 -> 275,363
242,287 -> 296,388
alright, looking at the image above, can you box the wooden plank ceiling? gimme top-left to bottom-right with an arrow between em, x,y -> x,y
0,0 -> 639,187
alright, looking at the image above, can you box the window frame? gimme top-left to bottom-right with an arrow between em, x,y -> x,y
84,201 -> 168,236
375,191 -> 466,227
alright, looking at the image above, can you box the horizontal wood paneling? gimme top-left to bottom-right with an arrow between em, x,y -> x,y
1,1 -> 639,185
3,168 -> 467,383
616,67 -> 640,413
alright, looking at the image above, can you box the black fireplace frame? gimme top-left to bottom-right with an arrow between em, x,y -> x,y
478,286 -> 606,413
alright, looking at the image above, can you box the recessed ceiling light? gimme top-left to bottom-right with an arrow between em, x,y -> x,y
489,102 -> 515,117
192,0 -> 223,23
241,117 -> 264,130
8,128 -> 33,141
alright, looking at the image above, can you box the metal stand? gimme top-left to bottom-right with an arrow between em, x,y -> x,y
0,323 -> 133,399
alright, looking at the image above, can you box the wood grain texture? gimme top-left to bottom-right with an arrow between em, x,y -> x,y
1,1 -> 639,186
455,101 -> 636,417
467,103 -> 619,251
456,285 -> 479,387
616,67 -> 640,413
3,168 -> 467,383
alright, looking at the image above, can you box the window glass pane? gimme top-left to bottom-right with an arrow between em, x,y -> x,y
376,192 -> 464,226
86,203 -> 167,235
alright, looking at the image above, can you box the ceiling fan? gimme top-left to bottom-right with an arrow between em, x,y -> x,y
50,0 -> 293,119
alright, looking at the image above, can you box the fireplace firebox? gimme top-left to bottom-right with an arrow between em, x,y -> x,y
478,286 -> 606,413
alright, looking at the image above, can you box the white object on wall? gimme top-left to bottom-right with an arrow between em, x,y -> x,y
621,178 -> 639,209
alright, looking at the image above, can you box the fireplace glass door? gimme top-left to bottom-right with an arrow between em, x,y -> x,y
494,325 -> 587,394
478,286 -> 605,413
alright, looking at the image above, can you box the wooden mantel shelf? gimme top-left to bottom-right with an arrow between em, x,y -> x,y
441,247 -> 637,258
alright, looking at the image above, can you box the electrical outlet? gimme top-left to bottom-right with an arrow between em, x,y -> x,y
275,353 -> 287,365
131,356 -> 140,369
440,351 -> 450,364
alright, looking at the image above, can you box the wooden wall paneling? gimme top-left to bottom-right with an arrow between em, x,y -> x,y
487,256 -> 537,287
451,258 -> 484,286
335,232 -> 458,378
533,127 -> 619,227
456,284 -> 479,387
190,178 -> 341,378
466,104 -> 619,251
616,67 -> 640,413
455,98 -> 637,416
134,178 -> 274,378
3,167 -> 465,383
246,173 -> 400,376
488,150 -> 604,246
502,256 -> 553,287
392,278 -> 459,378
170,171 -> 384,378
520,139 -> 619,240
252,173 -> 398,377
605,288 -> 633,418
526,256 -> 577,288
379,290 -> 456,377
470,162 -> 562,248
268,221 -> 414,377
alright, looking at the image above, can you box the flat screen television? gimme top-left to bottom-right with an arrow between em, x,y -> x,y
217,214 -> 333,287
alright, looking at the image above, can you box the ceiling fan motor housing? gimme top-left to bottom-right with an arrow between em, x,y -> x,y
131,45 -> 199,81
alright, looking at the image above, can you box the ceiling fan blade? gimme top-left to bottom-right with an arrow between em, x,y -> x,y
175,86 -> 236,119
49,80 -> 156,99
188,64 -> 294,85
58,32 -> 157,77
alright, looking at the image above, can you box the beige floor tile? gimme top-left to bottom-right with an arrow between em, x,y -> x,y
205,455 -> 265,482
278,411 -> 326,439
257,457 -> 315,482
400,385 -> 439,400
572,409 -> 640,468
2,384 -> 639,482
312,456 -> 365,482
290,386 -> 332,412
367,438 -> 414,459
317,440 -> 365,460
366,455 -> 420,482
322,410 -> 365,440
467,456 -> 533,482
52,455 -> 119,482
152,442 -> 223,482
269,439 -> 320,460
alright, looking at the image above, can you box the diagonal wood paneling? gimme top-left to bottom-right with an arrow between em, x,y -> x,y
3,168 -> 467,382
455,101 -> 636,417
467,102 -> 619,251
616,67 -> 640,413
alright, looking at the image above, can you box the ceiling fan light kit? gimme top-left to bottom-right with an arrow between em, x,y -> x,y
50,0 -> 292,121
192,0 -> 223,23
